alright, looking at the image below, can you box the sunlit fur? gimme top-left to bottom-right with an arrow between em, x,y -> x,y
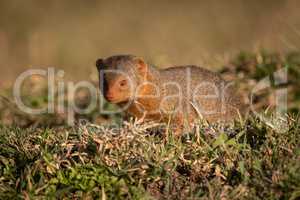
96,55 -> 245,135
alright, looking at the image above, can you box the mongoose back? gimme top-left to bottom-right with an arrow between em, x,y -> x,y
96,55 -> 244,134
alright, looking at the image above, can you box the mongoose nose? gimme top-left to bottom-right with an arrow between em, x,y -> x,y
105,93 -> 115,101
105,90 -> 113,98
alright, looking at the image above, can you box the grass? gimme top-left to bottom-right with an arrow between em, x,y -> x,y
0,117 -> 299,199
0,51 -> 300,199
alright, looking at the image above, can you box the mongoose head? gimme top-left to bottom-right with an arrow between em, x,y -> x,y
96,55 -> 149,103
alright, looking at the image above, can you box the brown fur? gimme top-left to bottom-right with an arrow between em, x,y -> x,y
96,55 -> 245,134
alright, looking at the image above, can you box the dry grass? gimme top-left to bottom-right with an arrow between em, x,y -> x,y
0,115 -> 299,199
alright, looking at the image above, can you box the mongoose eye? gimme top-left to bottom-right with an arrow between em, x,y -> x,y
119,79 -> 127,87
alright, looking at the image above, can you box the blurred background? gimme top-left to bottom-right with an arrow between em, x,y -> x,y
0,0 -> 300,85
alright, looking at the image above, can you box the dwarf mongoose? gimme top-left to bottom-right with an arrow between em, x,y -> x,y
96,55 -> 244,134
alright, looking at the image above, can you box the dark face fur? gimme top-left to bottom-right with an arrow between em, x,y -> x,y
96,55 -> 146,103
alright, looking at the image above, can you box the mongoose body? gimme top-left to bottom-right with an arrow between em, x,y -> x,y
96,55 -> 243,133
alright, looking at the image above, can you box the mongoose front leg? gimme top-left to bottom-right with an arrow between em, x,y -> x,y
173,116 -> 185,137
174,125 -> 184,137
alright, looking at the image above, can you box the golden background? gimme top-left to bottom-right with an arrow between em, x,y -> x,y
0,0 -> 299,85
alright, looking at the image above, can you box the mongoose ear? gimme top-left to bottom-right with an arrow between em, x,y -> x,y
134,57 -> 148,76
96,58 -> 104,71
